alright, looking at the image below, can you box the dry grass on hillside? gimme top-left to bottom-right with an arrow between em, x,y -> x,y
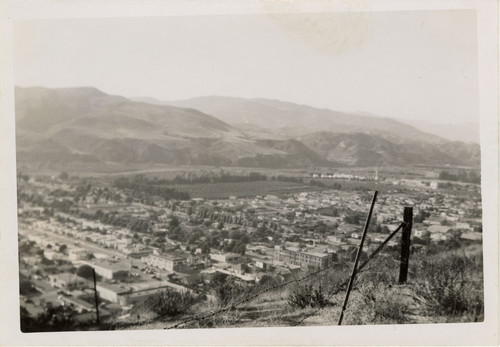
115,243 -> 483,331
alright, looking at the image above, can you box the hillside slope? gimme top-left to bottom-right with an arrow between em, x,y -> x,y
15,87 -> 329,168
15,87 -> 480,169
299,132 -> 480,167
170,96 -> 446,144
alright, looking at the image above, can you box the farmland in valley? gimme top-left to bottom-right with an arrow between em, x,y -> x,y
163,180 -> 319,199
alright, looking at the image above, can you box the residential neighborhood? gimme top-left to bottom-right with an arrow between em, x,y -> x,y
17,170 -> 483,327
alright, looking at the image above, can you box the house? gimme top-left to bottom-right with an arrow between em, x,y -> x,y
454,222 -> 471,230
229,263 -> 248,275
327,235 -> 346,243
460,232 -> 482,242
63,296 -> 95,313
413,229 -> 430,238
213,268 -> 255,283
48,273 -> 88,290
430,181 -> 439,189
44,250 -> 64,261
68,249 -> 90,261
21,255 -> 40,266
430,233 -> 452,242
209,251 -> 241,263
428,225 -> 450,234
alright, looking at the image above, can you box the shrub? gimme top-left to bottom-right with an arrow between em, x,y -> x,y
146,288 -> 199,318
214,279 -> 247,307
357,283 -> 412,324
413,252 -> 483,319
373,295 -> 411,323
21,305 -> 78,332
288,284 -> 329,309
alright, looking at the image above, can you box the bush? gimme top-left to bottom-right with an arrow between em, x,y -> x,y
21,305 -> 78,332
413,252 -> 483,319
356,283 -> 412,325
288,284 -> 329,309
373,296 -> 411,323
146,288 -> 199,318
214,279 -> 247,307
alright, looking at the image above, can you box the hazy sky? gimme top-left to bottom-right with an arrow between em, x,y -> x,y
13,10 -> 478,124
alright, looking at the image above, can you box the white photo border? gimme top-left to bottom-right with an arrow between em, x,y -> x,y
0,0 -> 498,345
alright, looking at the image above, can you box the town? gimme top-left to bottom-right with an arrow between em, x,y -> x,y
16,168 -> 483,329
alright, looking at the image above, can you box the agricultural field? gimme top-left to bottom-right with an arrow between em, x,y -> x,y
164,180 -> 319,199
307,178 -> 404,193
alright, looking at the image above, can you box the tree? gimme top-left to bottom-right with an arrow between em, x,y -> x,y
210,272 -> 228,289
414,209 -> 431,223
441,219 -> 453,226
20,279 -> 36,295
201,243 -> 211,254
169,215 -> 180,229
76,265 -> 94,279
257,275 -> 280,288
21,305 -> 78,332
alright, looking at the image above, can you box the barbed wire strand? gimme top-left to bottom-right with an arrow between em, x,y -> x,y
163,222 -> 405,329
292,222 -> 406,326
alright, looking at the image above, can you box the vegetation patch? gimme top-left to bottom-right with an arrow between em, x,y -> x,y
137,288 -> 200,320
412,252 -> 484,321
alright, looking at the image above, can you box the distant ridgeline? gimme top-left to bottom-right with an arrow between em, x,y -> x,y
15,86 -> 481,169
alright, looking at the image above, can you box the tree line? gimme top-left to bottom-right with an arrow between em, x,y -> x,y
439,170 -> 480,184
113,176 -> 190,200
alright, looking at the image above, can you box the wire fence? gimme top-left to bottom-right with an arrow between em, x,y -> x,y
163,221 -> 406,329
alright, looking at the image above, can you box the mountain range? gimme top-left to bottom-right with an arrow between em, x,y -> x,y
15,87 -> 480,170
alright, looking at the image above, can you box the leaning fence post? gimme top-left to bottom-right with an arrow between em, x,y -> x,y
398,207 -> 413,284
338,191 -> 378,325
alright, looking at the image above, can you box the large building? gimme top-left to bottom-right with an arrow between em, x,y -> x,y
96,280 -> 191,306
143,253 -> 188,272
85,259 -> 131,280
274,246 -> 332,270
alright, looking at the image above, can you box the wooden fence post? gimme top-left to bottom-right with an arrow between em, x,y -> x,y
398,207 -> 413,284
93,268 -> 100,326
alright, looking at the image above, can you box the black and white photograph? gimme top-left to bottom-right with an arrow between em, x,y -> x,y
0,0 -> 498,345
